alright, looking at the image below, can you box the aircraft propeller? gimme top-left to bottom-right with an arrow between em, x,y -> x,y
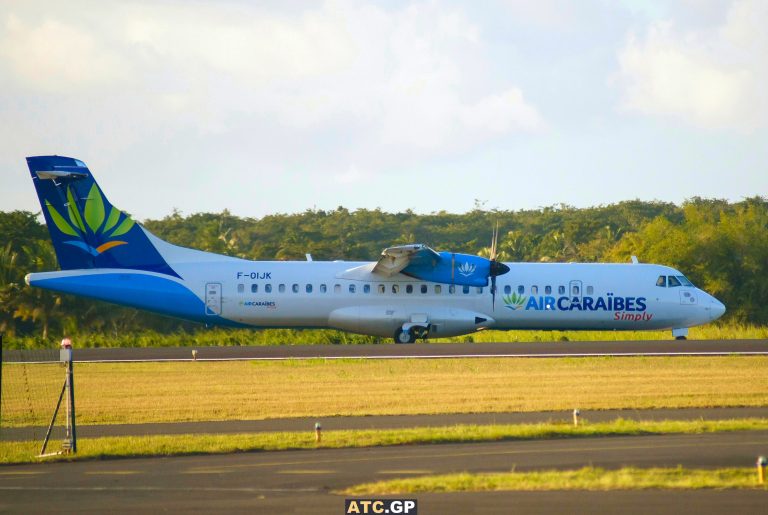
488,222 -> 510,310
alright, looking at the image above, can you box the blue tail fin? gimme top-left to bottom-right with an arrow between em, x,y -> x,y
27,156 -> 178,277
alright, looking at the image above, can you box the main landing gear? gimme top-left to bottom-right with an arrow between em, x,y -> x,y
394,325 -> 429,344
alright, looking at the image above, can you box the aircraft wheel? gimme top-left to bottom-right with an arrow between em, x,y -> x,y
394,328 -> 415,344
675,336 -> 687,341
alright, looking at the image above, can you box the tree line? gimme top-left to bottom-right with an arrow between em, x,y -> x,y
1,197 -> 766,341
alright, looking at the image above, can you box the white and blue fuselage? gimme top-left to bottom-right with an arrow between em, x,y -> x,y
23,155 -> 725,342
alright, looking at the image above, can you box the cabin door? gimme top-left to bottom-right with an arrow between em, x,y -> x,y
205,283 -> 222,316
569,280 -> 583,301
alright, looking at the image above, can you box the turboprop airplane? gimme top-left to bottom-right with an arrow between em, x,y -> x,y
24,156 -> 725,343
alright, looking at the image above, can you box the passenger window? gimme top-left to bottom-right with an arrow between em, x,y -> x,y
531,285 -> 538,295
517,285 -> 524,294
462,285 -> 470,294
349,284 -> 356,293
279,284 -> 286,293
504,285 -> 511,295
265,284 -> 272,293
572,285 -> 580,295
334,284 -> 341,293
251,284 -> 258,293
320,284 -> 327,293
392,284 -> 400,294
306,284 -> 312,293
363,284 -> 371,294
656,275 -> 666,287
292,283 -> 299,293
406,284 -> 413,294
668,276 -> 682,287
449,285 -> 456,294
558,285 -> 565,295
477,287 -> 483,294
421,284 -> 428,294
378,284 -> 385,294
586,286 -> 594,295
238,283 -> 244,293
434,285 -> 442,294
545,285 -> 551,295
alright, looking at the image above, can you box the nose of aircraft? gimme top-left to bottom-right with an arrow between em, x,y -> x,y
709,296 -> 726,321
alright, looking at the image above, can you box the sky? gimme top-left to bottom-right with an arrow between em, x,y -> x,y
0,0 -> 766,221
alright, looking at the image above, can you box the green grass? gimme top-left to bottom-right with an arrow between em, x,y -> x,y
2,418 -> 768,465
3,356 -> 766,426
344,466 -> 768,494
5,322 -> 768,349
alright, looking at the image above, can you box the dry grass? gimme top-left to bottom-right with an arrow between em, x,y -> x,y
2,356 -> 767,426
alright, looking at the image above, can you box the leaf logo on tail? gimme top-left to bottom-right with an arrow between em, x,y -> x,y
45,184 -> 135,256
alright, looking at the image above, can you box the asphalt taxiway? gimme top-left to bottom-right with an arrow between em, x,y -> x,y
1,431 -> 766,514
4,406 -> 768,441
5,339 -> 766,362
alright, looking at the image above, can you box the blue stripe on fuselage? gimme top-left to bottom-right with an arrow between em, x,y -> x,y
29,272 -> 244,327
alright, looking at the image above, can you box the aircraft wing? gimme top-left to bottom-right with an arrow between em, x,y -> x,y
372,244 -> 441,277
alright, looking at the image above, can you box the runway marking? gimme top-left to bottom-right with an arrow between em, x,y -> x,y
70,351 -> 768,363
277,469 -> 335,474
0,471 -> 47,476
378,470 -> 434,475
84,471 -> 140,476
182,468 -> 236,475
200,438 -> 768,471
0,485 -> 321,493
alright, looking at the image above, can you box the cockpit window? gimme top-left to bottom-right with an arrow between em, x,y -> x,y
656,275 -> 666,287
667,276 -> 682,287
677,275 -> 693,287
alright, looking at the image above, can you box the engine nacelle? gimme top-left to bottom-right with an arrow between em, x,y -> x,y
401,252 -> 491,287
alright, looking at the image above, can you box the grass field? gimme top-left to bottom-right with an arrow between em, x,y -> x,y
2,356 -> 767,426
343,466 -> 768,494
2,418 -> 767,465
5,323 -> 768,349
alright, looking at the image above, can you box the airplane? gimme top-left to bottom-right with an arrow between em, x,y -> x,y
24,155 -> 726,343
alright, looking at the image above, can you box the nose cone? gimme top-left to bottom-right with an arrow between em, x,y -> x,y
710,297 -> 726,321
491,261 -> 510,277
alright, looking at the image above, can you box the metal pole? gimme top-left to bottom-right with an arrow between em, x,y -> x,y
40,378 -> 66,456
67,353 -> 76,453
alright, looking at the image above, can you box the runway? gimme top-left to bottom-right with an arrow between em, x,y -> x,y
1,431 -> 766,514
6,339 -> 766,362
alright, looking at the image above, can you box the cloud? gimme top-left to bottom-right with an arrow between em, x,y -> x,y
0,14 -> 129,91
615,0 -> 767,130
0,1 -> 545,171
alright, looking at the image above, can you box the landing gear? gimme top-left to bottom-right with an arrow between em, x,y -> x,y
675,336 -> 687,341
394,328 -> 416,344
672,328 -> 689,340
394,325 -> 429,344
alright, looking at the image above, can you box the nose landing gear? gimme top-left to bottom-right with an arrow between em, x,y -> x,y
672,327 -> 689,340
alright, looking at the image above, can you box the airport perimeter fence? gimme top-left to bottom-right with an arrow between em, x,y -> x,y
0,335 -> 74,453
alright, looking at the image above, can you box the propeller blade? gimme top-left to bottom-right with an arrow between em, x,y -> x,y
491,274 -> 497,310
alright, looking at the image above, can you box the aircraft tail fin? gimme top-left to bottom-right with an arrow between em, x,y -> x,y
26,156 -> 178,277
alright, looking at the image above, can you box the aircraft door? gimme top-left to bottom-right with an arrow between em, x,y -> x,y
205,283 -> 222,316
569,280 -> 582,302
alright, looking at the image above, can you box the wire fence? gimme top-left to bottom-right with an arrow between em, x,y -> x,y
1,341 -> 68,445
